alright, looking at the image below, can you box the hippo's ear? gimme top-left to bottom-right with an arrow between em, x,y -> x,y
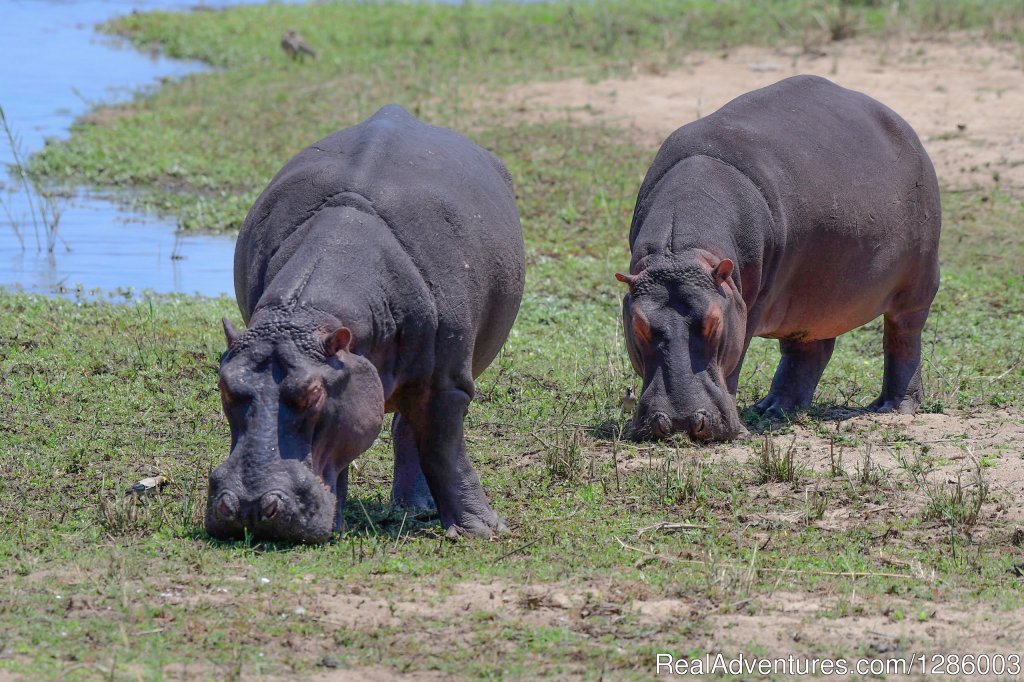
712,259 -> 734,285
615,272 -> 637,289
222,318 -> 241,348
323,327 -> 353,357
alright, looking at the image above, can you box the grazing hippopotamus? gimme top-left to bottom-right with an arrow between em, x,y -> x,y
618,75 -> 940,441
205,105 -> 524,542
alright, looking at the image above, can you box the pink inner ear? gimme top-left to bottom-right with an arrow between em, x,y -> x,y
713,258 -> 734,284
324,327 -> 352,356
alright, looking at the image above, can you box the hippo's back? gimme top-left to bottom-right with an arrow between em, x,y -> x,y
234,105 -> 524,353
633,75 -> 940,255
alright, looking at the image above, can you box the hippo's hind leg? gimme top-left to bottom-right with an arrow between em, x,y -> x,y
754,338 -> 836,417
868,307 -> 930,414
402,387 -> 507,539
390,413 -> 437,512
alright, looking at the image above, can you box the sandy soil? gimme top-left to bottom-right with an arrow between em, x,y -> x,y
605,408 -> 1024,537
308,561 -> 1024,680
502,34 -> 1024,193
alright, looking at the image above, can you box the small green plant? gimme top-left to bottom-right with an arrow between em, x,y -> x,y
641,449 -> 711,506
828,436 -> 845,478
893,446 -> 932,486
922,460 -> 988,530
853,444 -> 885,486
754,431 -> 801,484
535,426 -> 587,481
823,2 -> 861,41
804,488 -> 830,524
98,480 -> 170,536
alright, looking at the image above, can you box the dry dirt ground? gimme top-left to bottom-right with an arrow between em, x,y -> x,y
141,408 -> 1022,680
502,34 -> 1024,193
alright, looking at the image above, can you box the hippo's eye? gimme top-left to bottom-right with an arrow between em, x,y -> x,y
219,377 -> 253,407
702,305 -> 723,343
219,378 -> 234,405
632,309 -> 652,345
283,379 -> 325,413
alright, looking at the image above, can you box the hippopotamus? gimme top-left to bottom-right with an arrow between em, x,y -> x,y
205,105 -> 524,542
618,75 -> 940,441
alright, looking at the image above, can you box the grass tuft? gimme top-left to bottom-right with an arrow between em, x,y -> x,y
922,460 -> 989,530
754,431 -> 802,484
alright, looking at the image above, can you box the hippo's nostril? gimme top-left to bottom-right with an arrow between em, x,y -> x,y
651,412 -> 673,439
261,492 -> 283,521
689,410 -> 711,440
216,491 -> 239,519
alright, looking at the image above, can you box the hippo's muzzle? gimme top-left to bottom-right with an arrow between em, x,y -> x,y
634,408 -> 718,442
204,458 -> 335,544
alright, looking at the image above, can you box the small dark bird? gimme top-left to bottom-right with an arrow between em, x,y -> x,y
281,30 -> 316,62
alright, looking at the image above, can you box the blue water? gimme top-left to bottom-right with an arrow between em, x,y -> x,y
0,0 -> 250,298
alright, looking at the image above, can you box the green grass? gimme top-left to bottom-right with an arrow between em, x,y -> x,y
1,186 -> 1022,676
5,0 -> 1024,679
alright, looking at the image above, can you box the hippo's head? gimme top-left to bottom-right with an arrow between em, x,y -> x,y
205,304 -> 384,543
618,251 -> 748,442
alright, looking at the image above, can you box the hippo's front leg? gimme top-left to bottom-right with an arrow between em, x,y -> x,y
754,338 -> 836,417
390,413 -> 437,511
404,388 -> 506,539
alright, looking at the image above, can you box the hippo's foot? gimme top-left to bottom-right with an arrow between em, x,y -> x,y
867,395 -> 920,415
443,509 -> 509,540
392,490 -> 438,513
873,310 -> 927,416
752,393 -> 809,418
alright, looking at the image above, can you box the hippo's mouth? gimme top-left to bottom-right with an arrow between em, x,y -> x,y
631,410 -> 743,442
205,456 -> 339,544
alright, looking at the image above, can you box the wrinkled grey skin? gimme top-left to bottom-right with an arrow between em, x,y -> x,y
206,105 -> 524,543
620,76 -> 941,441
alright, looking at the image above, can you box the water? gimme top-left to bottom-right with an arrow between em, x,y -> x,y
0,0 -> 252,298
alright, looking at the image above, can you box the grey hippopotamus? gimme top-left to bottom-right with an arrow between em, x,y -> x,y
206,105 -> 524,542
618,75 -> 941,441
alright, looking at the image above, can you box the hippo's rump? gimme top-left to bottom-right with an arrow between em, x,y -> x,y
633,75 -> 940,256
